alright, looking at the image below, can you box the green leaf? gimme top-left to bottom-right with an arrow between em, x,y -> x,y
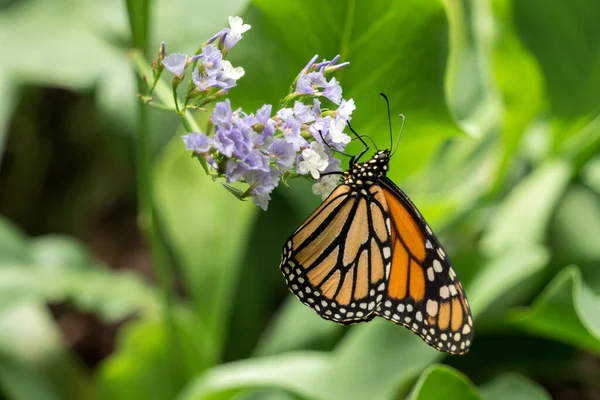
549,184 -> 600,290
444,0 -> 501,139
235,0 -> 465,181
510,266 -> 600,355
511,0 -> 600,123
581,155 -> 600,195
409,364 -> 481,400
154,135 -> 257,353
0,353 -> 61,400
467,246 -> 549,316
480,373 -> 551,400
98,310 -> 216,400
29,235 -> 92,271
490,0 -> 544,189
253,297 -> 342,357
177,352 -> 330,400
0,301 -> 90,400
0,263 -> 160,320
325,321 -> 441,400
480,160 -> 572,257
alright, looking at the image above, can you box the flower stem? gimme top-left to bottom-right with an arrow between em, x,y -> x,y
125,0 -> 189,378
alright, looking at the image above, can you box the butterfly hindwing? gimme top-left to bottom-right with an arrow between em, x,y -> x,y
280,184 -> 391,325
374,177 -> 474,354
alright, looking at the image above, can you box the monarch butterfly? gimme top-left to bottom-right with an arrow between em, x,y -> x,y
279,95 -> 473,355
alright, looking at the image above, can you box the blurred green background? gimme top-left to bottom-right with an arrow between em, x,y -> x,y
1,0 -> 599,399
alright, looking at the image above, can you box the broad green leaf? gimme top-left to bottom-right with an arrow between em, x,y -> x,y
510,266 -> 600,355
480,160 -> 571,257
581,155 -> 600,195
480,373 -> 551,400
253,297 -> 342,357
0,263 -> 160,319
0,352 -> 60,400
549,185 -> 600,290
409,364 -> 481,400
30,235 -> 91,271
444,0 -> 501,139
490,0 -> 544,190
327,321 -> 441,400
0,301 -> 90,400
235,0 -> 465,181
467,246 -> 549,316
99,310 -> 216,400
511,0 -> 600,123
177,352 -> 329,400
154,135 -> 257,352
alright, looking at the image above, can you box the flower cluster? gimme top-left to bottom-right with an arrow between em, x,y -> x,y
182,54 -> 355,210
151,16 -> 356,211
160,16 -> 250,97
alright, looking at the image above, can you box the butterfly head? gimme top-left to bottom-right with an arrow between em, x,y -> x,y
343,149 -> 390,188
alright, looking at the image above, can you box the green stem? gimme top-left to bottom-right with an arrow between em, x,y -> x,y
126,0 -> 189,379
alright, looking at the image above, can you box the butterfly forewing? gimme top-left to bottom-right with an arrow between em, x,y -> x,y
281,184 -> 391,324
374,177 -> 474,354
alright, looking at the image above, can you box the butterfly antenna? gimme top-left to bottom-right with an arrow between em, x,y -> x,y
352,134 -> 378,151
380,93 -> 393,150
391,114 -> 405,157
346,121 -> 370,164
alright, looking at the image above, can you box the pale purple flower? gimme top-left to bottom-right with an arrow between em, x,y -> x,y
297,142 -> 329,179
199,44 -> 222,76
312,98 -> 322,118
213,128 -> 235,157
323,77 -> 342,104
337,98 -> 355,122
277,108 -> 293,121
222,16 -> 251,50
212,100 -> 233,129
182,132 -> 211,153
296,71 -> 327,94
268,138 -> 296,169
309,116 -> 332,144
302,54 -> 319,73
312,175 -> 339,199
226,149 -> 270,182
217,60 -> 245,90
226,159 -> 245,183
254,104 -> 275,145
323,155 -> 342,174
282,117 -> 307,150
293,101 -> 315,123
192,67 -> 219,91
162,53 -> 188,77
230,125 -> 253,159
244,167 -> 280,210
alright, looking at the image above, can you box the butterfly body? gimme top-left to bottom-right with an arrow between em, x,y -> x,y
280,150 -> 473,354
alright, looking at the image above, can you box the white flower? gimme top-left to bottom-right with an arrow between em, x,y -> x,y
229,16 -> 251,36
298,142 -> 329,179
223,16 -> 251,49
337,98 -> 356,122
221,60 -> 245,80
162,53 -> 188,77
312,175 -> 339,199
329,118 -> 351,145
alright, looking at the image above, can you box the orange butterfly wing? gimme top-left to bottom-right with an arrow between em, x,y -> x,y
280,184 -> 391,324
375,178 -> 474,354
